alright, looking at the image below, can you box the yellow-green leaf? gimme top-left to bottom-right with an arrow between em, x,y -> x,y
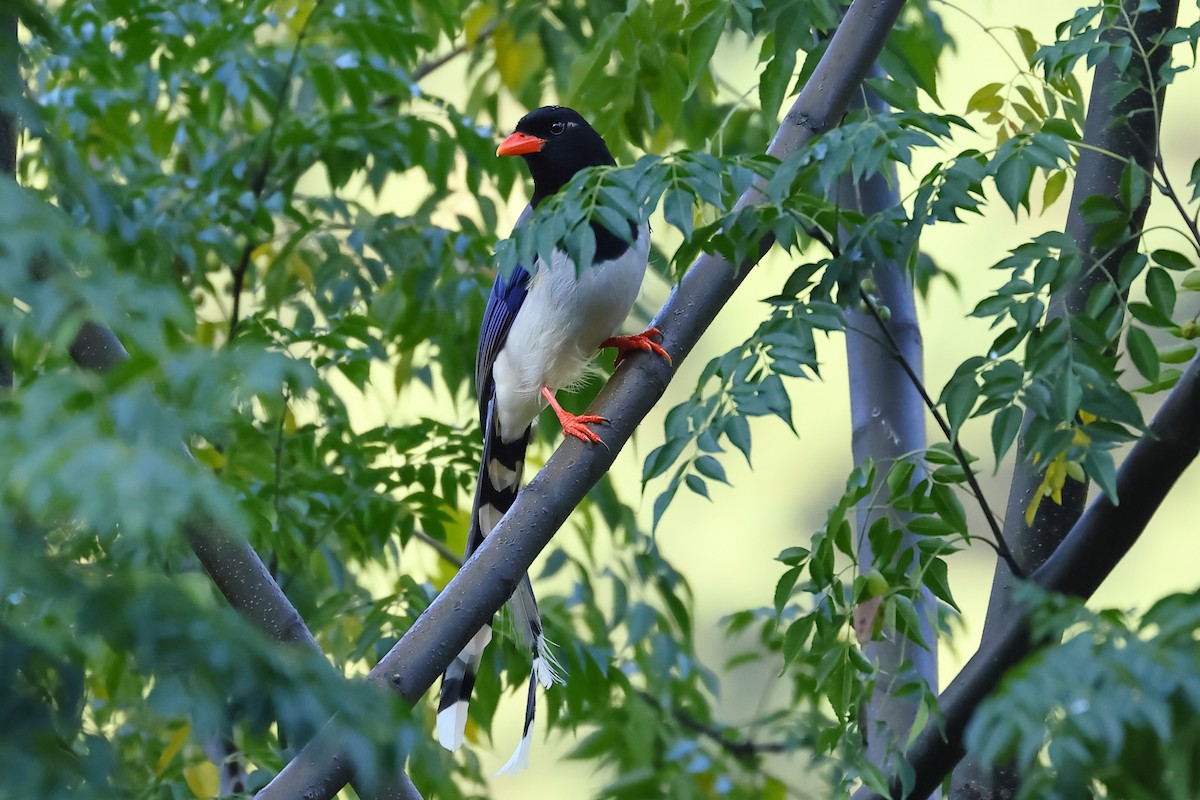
1158,343 -> 1196,364
156,724 -> 190,776
1042,170 -> 1067,213
286,252 -> 314,290
1014,26 -> 1038,63
492,22 -> 543,91
463,4 -> 495,47
1016,84 -> 1045,117
183,763 -> 219,799
966,82 -> 1004,113
763,777 -> 787,800
191,443 -> 227,470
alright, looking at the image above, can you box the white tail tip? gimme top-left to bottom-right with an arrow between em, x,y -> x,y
436,702 -> 468,751
534,635 -> 565,688
495,730 -> 533,776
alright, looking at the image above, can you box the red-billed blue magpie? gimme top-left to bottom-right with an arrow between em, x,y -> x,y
436,106 -> 668,773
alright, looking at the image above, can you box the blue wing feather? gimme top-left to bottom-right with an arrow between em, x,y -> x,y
475,205 -> 534,433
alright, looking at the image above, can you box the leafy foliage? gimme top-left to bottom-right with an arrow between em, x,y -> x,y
967,587 -> 1200,800
4,0 -> 1200,798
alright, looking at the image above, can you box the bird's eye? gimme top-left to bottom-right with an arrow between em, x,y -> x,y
549,121 -> 566,135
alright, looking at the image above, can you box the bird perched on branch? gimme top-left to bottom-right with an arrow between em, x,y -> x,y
436,105 -> 669,773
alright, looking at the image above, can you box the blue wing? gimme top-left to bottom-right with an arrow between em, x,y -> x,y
476,205 -> 534,433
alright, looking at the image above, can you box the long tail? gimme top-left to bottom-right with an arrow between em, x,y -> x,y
438,401 -> 565,764
495,576 -> 564,775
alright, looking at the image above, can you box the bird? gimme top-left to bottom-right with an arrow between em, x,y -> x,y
436,105 -> 670,774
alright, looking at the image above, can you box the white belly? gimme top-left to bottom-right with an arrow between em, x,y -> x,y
491,225 -> 650,440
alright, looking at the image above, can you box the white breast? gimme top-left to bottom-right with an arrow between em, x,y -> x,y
491,225 -> 650,441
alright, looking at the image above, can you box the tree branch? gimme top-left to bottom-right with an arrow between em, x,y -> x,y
857,292 -> 1020,576
809,219 -> 1019,573
65,322 -> 422,800
412,22 -> 495,83
254,0 -> 910,797
950,1 -> 1178,795
634,690 -> 791,763
838,78 -> 939,777
228,0 -> 324,341
855,349 -> 1200,800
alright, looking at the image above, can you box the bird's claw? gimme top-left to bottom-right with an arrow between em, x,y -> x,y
558,412 -> 606,445
602,327 -> 672,368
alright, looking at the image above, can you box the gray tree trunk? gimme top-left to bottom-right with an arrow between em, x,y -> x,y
839,83 -> 937,788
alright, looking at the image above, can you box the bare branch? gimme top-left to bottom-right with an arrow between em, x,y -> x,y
0,10 -> 16,178
254,0 -> 910,796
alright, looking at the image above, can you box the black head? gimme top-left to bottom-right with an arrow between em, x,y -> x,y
497,106 -> 615,206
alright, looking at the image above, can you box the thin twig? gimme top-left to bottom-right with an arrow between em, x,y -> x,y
804,225 -> 1023,576
412,531 -> 462,568
858,291 -> 1023,577
229,0 -> 325,340
415,20 -> 496,81
634,690 -> 791,763
374,22 -> 499,111
1153,156 -> 1200,256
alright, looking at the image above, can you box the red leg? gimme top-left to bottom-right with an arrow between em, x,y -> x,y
601,326 -> 672,368
541,386 -> 606,445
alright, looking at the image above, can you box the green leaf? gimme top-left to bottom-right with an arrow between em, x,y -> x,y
1085,448 -> 1119,502
1145,267 -> 1176,317
643,437 -> 688,483
684,10 -> 725,99
922,558 -> 960,611
1126,327 -> 1159,383
684,474 -> 710,499
693,455 -> 729,484
725,414 -> 752,464
942,376 -> 981,436
930,484 -> 969,535
1128,301 -> 1173,328
775,566 -> 801,614
996,155 -> 1035,214
758,35 -> 796,119
991,405 -> 1024,463
1042,170 -> 1067,211
662,188 -> 695,240
966,82 -> 1005,113
1151,248 -> 1192,271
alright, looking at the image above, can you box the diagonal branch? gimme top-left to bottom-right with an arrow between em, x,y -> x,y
857,291 -> 1020,575
634,690 -> 791,763
253,0 -> 910,797
66,322 -> 422,800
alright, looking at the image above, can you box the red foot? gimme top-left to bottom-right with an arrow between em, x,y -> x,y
541,386 -> 606,445
601,327 -> 672,369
